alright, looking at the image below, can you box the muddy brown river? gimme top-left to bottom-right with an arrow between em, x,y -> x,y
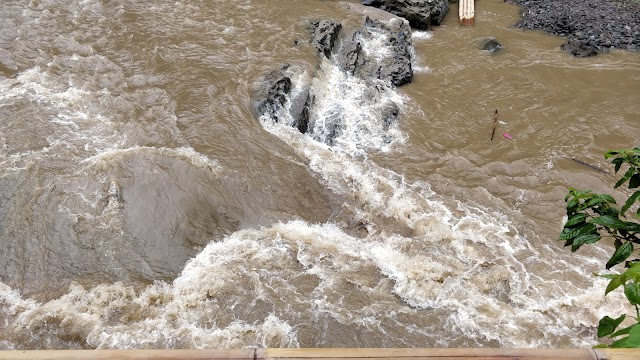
0,0 -> 639,349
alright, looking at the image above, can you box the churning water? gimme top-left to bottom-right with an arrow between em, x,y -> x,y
0,0 -> 639,349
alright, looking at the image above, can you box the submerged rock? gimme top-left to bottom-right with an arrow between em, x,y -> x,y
561,41 -> 599,57
362,0 -> 450,29
482,39 -> 502,53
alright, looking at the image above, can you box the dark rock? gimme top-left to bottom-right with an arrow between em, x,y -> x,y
334,28 -> 367,76
257,66 -> 293,123
367,17 -> 413,86
309,20 -> 342,58
380,101 -> 400,130
561,41 -> 599,57
254,6 -> 415,144
297,93 -> 314,134
483,39 -> 502,53
510,0 -> 640,56
362,0 -> 450,29
254,65 -> 311,133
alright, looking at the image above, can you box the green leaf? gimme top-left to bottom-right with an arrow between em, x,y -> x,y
624,282 -> 640,305
579,197 -> 603,210
610,324 -> 640,338
559,223 -> 597,241
630,173 -> 640,189
566,198 -> 579,215
612,325 -> 640,348
621,190 -> 640,216
598,315 -> 626,337
605,151 -> 621,159
621,263 -> 640,283
597,273 -> 618,280
610,336 -> 630,348
615,167 -> 636,189
606,242 -> 634,269
571,190 -> 594,199
589,215 -> 627,228
611,157 -> 625,173
596,194 -> 617,204
626,326 -> 640,348
565,213 -> 588,228
571,233 -> 601,251
605,275 -> 624,295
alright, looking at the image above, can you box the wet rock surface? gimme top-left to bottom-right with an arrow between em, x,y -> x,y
511,0 -> 640,56
362,0 -> 450,29
254,5 -> 416,145
310,20 -> 343,59
482,38 -> 502,53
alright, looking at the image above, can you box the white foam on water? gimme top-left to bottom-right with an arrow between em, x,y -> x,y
2,215 -> 627,348
251,28 -> 629,346
257,108 -> 629,346
81,146 -> 222,175
0,66 -> 126,171
0,3 -> 628,350
412,31 -> 433,41
304,59 -> 406,155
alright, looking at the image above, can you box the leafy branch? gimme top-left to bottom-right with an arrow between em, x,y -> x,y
561,147 -> 640,348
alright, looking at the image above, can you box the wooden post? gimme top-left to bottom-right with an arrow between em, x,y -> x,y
459,0 -> 475,25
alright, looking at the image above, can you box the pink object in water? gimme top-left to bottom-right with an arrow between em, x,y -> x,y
503,133 -> 513,140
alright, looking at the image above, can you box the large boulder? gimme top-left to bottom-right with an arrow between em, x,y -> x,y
256,66 -> 292,124
310,20 -> 342,58
254,65 -> 310,133
332,16 -> 413,86
254,6 -> 413,144
367,17 -> 413,86
362,0 -> 450,29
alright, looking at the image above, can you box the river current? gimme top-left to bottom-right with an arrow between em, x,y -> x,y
1,0 -> 639,349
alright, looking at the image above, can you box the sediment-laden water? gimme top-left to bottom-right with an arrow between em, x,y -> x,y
1,0 -> 639,349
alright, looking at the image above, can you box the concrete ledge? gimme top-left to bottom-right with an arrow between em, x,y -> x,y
0,348 -> 638,360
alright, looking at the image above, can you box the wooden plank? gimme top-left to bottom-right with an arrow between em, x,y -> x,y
0,349 -> 255,360
259,348 -> 597,360
1,348 -> 638,360
459,0 -> 475,25
595,349 -> 640,360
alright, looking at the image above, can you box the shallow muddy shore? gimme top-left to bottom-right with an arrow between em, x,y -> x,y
509,0 -> 640,56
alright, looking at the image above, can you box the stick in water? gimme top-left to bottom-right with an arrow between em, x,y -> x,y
570,157 -> 610,174
490,109 -> 498,141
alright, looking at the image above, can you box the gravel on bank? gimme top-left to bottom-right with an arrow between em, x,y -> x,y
508,0 -> 640,56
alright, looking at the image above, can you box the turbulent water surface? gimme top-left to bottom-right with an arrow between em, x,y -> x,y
1,0 -> 639,349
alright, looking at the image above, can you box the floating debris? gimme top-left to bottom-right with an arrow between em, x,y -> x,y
570,157 -> 610,174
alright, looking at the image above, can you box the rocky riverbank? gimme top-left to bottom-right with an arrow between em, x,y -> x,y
509,0 -> 640,56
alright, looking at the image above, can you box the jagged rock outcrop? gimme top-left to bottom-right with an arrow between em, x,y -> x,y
310,20 -> 342,59
362,0 -> 450,29
254,5 -> 414,145
254,65 -> 310,133
331,16 -> 413,86
256,66 -> 292,124
368,17 -> 413,86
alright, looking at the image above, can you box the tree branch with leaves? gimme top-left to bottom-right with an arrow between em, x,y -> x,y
560,147 -> 640,348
